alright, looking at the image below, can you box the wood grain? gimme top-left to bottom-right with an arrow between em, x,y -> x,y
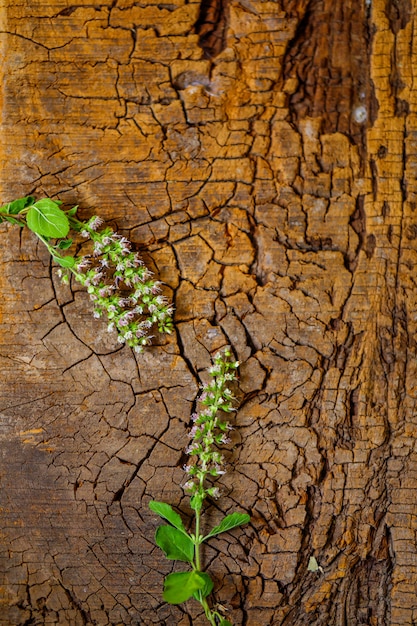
0,0 -> 417,624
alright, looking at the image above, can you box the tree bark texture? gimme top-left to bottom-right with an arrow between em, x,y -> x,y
0,0 -> 415,624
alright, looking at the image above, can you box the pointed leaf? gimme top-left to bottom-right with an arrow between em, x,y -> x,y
192,572 -> 213,600
26,199 -> 69,238
1,195 -> 35,214
65,205 -> 79,216
203,512 -> 250,541
149,501 -> 187,534
57,238 -> 73,250
4,216 -> 21,225
163,571 -> 205,604
155,526 -> 194,562
54,255 -> 76,268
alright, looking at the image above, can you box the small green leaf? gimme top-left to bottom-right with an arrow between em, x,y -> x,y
155,526 -> 194,563
65,205 -> 79,216
219,620 -> 233,626
163,571 -> 205,604
1,195 -> 35,215
54,255 -> 76,268
203,512 -> 250,541
57,238 -> 73,250
26,199 -> 70,238
149,501 -> 187,534
3,216 -> 22,225
192,572 -> 213,600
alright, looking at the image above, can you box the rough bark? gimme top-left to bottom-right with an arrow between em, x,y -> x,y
0,0 -> 416,624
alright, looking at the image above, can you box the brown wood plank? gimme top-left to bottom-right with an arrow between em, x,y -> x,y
1,0 -> 416,624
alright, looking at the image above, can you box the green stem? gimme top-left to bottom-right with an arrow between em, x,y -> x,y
35,233 -> 81,279
35,233 -> 61,258
200,595 -> 217,626
68,215 -> 88,232
0,211 -> 27,227
194,508 -> 218,625
195,507 -> 202,572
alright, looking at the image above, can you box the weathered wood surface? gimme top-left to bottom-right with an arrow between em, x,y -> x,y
0,0 -> 416,624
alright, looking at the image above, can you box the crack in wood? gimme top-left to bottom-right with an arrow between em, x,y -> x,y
195,0 -> 230,59
1,0 -> 417,623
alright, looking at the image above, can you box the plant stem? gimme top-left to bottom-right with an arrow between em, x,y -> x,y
35,233 -> 60,258
194,508 -> 219,626
0,211 -> 27,227
200,595 -> 217,626
195,507 -> 202,571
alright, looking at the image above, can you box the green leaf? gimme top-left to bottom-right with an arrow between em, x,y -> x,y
57,238 -> 73,250
54,255 -> 76,268
155,526 -> 194,563
65,205 -> 79,216
3,216 -> 22,226
26,199 -> 70,238
202,512 -> 250,541
1,195 -> 35,215
149,501 -> 187,534
219,620 -> 233,626
163,571 -> 205,604
192,572 -> 213,600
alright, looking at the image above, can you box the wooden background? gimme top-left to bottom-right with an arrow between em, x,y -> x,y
1,0 -> 417,624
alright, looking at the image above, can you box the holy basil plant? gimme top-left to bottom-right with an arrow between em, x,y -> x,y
149,349 -> 250,626
0,196 -> 173,352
